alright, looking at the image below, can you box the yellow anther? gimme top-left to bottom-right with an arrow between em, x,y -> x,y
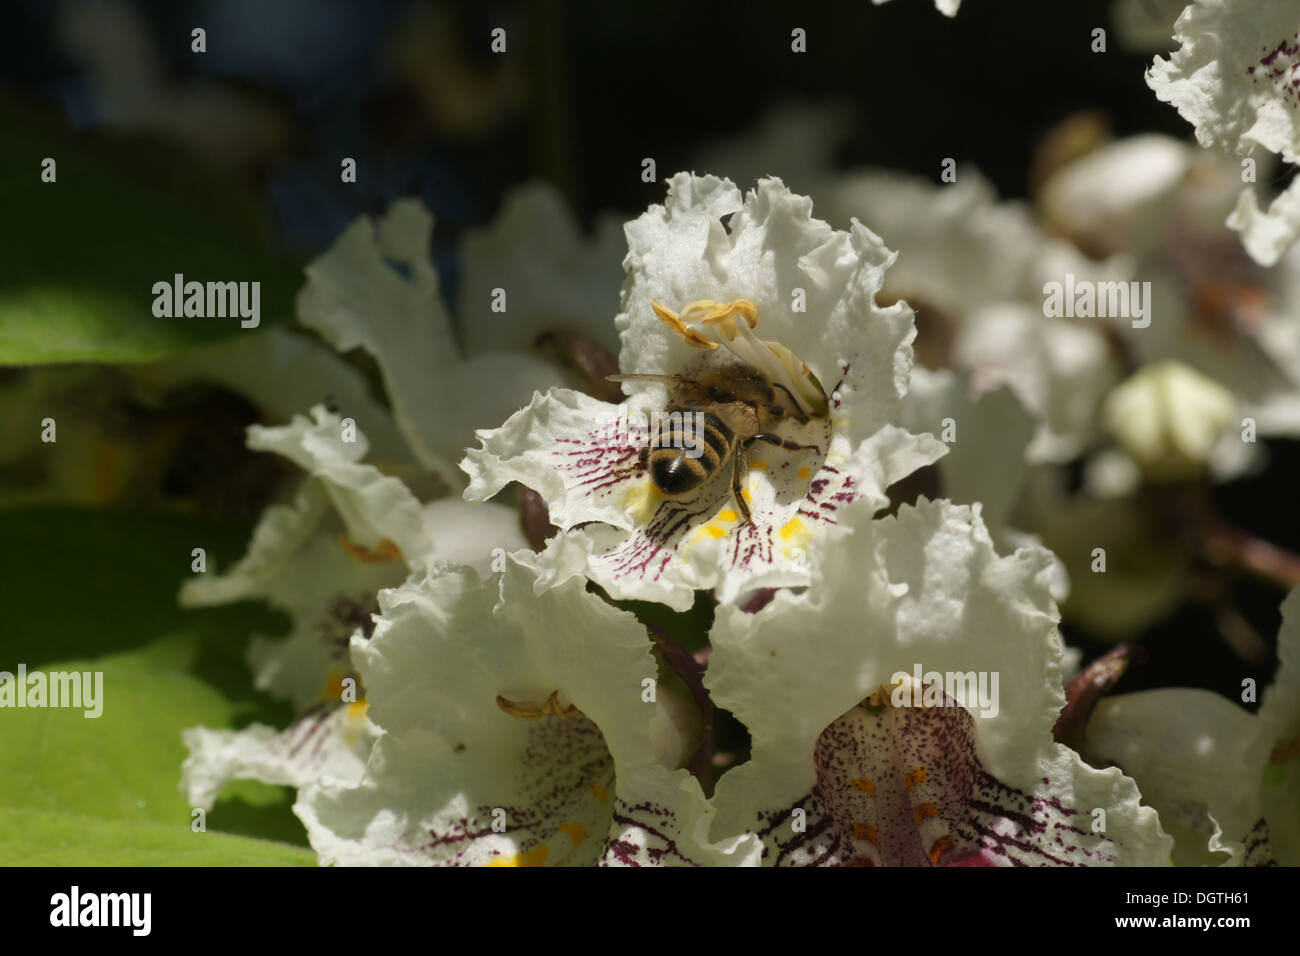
653,298 -> 759,349
338,533 -> 402,564
488,845 -> 550,867
699,299 -> 758,327
652,299 -> 719,350
495,690 -> 579,722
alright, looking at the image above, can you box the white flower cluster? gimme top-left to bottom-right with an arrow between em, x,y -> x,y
173,157 -> 1300,867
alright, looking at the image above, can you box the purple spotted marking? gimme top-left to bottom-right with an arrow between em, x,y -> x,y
411,713 -> 617,866
752,685 -> 1120,867
1248,34 -> 1300,106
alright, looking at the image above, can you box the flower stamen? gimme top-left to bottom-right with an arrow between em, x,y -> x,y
495,690 -> 580,721
337,533 -> 403,564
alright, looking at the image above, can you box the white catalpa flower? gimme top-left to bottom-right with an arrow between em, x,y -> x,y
900,370 -> 1043,555
1083,587 -> 1300,865
295,547 -> 759,866
457,181 -> 626,357
1149,0 -> 1300,265
1040,133 -> 1300,441
816,168 -> 1125,463
462,173 -> 945,610
704,497 -> 1173,866
180,406 -> 526,809
296,198 -> 567,484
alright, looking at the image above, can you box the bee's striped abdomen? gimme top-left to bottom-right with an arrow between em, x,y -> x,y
647,409 -> 734,496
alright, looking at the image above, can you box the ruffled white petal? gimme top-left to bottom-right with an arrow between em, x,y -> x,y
817,168 -> 1053,315
294,548 -> 758,865
181,706 -> 379,812
182,475 -> 407,710
901,368 -> 1032,542
1259,587 -> 1300,863
1038,134 -> 1193,258
705,498 -> 1172,865
1084,587 -> 1300,865
458,181 -> 625,355
464,173 -> 945,608
296,199 -> 565,481
1149,0 -> 1300,164
182,407 -> 522,710
1149,0 -> 1300,264
816,168 -> 1125,461
246,405 -> 432,564
1228,175 -> 1300,266
956,303 -> 1120,462
1084,689 -> 1264,865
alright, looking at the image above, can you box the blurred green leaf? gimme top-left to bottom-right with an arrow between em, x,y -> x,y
0,508 -> 313,858
0,95 -> 303,365
0,808 -> 315,866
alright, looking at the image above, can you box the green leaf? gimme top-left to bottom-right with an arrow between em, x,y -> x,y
0,808 -> 316,866
0,507 -> 314,858
0,95 -> 304,365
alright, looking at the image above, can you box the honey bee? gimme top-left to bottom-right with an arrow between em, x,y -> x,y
609,363 -> 820,524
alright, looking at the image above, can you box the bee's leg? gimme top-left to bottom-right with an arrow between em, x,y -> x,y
771,383 -> 810,423
731,448 -> 752,524
745,434 -> 820,453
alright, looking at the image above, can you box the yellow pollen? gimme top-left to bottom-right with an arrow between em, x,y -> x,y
338,533 -> 402,564
741,487 -> 752,504
718,509 -> 739,522
851,778 -> 875,796
853,823 -> 878,845
913,802 -> 939,823
557,822 -> 588,845
748,459 -> 768,471
488,845 -> 550,867
704,524 -> 727,539
905,768 -> 928,791
587,784 -> 611,802
779,518 -> 805,540
929,835 -> 956,865
346,699 -> 370,720
797,466 -> 811,480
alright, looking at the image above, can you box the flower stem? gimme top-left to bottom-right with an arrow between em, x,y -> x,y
1202,521 -> 1300,590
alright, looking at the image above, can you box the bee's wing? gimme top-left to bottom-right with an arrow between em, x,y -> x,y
605,373 -> 683,385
